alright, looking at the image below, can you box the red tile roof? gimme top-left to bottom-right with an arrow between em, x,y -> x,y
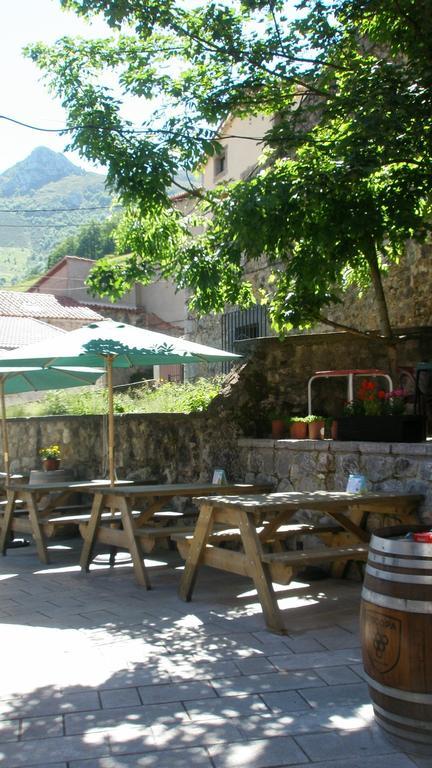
0,292 -> 103,321
0,317 -> 66,350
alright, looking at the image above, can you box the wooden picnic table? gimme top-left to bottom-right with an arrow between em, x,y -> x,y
0,479 -> 134,563
78,482 -> 271,587
0,478 -> 270,573
177,490 -> 424,634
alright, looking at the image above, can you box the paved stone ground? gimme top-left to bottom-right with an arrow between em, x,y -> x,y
0,537 -> 429,768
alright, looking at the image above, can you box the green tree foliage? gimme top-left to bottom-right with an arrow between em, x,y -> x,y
47,217 -> 118,267
27,1 -> 432,350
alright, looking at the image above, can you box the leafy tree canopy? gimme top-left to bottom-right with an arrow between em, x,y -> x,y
47,217 -> 119,267
27,0 -> 432,344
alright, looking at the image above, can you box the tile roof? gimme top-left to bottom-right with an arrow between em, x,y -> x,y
0,317 -> 66,350
0,292 -> 103,321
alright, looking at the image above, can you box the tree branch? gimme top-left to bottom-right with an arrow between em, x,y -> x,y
316,314 -> 378,338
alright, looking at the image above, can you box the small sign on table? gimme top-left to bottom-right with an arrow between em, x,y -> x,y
212,468 -> 228,486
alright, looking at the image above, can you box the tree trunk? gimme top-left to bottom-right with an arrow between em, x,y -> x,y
364,242 -> 398,382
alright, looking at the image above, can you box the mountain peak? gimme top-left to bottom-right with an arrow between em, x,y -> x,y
0,146 -> 86,197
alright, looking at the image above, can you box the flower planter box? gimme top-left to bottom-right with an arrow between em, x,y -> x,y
336,415 -> 426,443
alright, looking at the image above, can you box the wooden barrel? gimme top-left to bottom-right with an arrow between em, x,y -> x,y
360,525 -> 432,753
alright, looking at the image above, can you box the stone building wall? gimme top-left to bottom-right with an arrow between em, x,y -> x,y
323,242 -> 432,333
188,241 -> 432,351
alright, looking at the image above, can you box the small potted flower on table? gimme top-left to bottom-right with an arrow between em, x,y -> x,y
39,444 -> 61,472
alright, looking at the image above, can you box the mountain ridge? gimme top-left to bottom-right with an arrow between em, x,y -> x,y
0,147 -> 113,286
0,146 -> 87,198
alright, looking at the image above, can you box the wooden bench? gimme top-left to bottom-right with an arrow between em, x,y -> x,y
261,544 -> 369,582
1,504 -> 92,538
173,522 -> 346,559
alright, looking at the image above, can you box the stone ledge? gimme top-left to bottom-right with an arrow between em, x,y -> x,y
390,442 -> 432,455
239,437 -> 432,458
238,438 -> 276,448
358,442 -> 391,454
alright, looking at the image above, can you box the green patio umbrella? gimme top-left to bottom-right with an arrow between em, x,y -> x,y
0,366 -> 104,478
0,320 -> 242,485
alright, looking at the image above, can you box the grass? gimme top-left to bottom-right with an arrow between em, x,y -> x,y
0,247 -> 33,285
6,376 -> 225,418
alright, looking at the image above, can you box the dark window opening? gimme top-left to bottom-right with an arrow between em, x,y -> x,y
214,151 -> 226,176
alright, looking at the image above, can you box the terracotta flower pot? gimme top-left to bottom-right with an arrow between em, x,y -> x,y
308,420 -> 325,439
43,458 -> 60,471
271,419 -> 285,439
289,421 -> 307,439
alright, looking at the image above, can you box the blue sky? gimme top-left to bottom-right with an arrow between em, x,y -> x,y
0,0 -> 112,173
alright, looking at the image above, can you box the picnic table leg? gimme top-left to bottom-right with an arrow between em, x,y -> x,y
26,492 -> 49,564
330,505 -> 368,578
179,504 -> 214,602
118,497 -> 151,589
80,493 -> 105,573
0,489 -> 16,555
236,509 -> 287,635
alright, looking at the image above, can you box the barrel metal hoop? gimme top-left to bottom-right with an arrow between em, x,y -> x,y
364,671 -> 432,704
369,550 -> 432,570
374,713 -> 432,745
370,538 -> 432,557
365,564 -> 432,585
373,702 -> 432,730
361,587 -> 432,614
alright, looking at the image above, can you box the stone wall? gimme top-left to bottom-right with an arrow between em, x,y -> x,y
6,412 -> 243,489
209,330 -> 432,437
4,412 -> 432,522
239,437 -> 432,524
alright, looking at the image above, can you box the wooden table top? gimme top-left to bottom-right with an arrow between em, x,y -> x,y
83,482 -> 269,497
5,479 -> 134,493
5,480 -> 268,496
192,489 -> 425,512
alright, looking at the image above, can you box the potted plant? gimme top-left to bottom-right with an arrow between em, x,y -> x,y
324,416 -> 338,439
269,412 -> 286,439
288,417 -> 308,439
305,414 -> 325,439
337,380 -> 426,442
39,444 -> 61,471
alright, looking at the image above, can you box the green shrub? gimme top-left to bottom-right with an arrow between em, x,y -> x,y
6,376 -> 224,418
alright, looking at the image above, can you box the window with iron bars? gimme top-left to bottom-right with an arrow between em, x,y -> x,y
221,306 -> 270,372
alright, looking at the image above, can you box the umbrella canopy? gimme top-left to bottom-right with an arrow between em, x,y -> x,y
0,320 -> 242,484
0,366 -> 104,478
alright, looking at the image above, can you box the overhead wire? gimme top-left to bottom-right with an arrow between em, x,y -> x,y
0,113 -> 274,144
0,205 -> 121,213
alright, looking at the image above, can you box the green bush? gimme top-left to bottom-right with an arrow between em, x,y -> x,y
6,376 -> 225,418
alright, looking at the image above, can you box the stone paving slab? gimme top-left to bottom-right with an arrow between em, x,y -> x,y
295,724 -> 398,760
297,682 -> 370,709
0,537 -> 427,767
184,693 -> 271,721
288,757 -> 418,768
211,670 -> 325,696
208,735 -> 309,767
70,746 -> 213,767
64,702 -> 190,736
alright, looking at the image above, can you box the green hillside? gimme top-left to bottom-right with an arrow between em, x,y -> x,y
0,147 -> 114,285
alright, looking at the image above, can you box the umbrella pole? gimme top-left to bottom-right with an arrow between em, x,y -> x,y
106,356 -> 115,487
0,378 -> 10,481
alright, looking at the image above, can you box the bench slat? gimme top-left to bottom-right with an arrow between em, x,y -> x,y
261,545 -> 368,565
171,522 -> 344,544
